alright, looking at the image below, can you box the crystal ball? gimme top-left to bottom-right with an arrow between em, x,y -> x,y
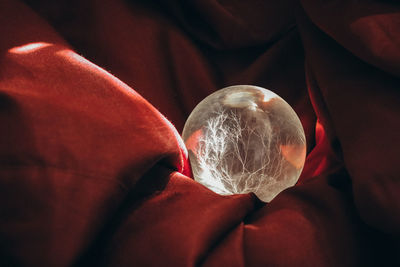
182,85 -> 306,202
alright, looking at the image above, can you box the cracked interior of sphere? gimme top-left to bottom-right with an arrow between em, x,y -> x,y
182,85 -> 306,202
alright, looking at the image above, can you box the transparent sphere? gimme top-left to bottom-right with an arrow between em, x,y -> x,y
182,85 -> 306,202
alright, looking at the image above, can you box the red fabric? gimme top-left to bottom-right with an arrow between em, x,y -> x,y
1,0 -> 399,266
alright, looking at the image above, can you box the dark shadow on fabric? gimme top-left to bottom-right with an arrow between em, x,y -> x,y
0,92 -> 40,266
0,92 -> 41,166
72,161 -> 174,267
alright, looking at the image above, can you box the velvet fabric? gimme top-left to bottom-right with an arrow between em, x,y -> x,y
0,0 -> 399,266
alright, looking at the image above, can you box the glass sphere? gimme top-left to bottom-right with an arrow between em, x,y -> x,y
182,85 -> 306,202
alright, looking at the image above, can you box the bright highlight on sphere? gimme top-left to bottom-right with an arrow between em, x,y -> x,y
182,85 -> 306,202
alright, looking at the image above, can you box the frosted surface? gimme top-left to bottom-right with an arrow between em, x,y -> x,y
182,85 -> 306,202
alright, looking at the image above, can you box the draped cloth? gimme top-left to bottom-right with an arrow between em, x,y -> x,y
0,0 -> 399,265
